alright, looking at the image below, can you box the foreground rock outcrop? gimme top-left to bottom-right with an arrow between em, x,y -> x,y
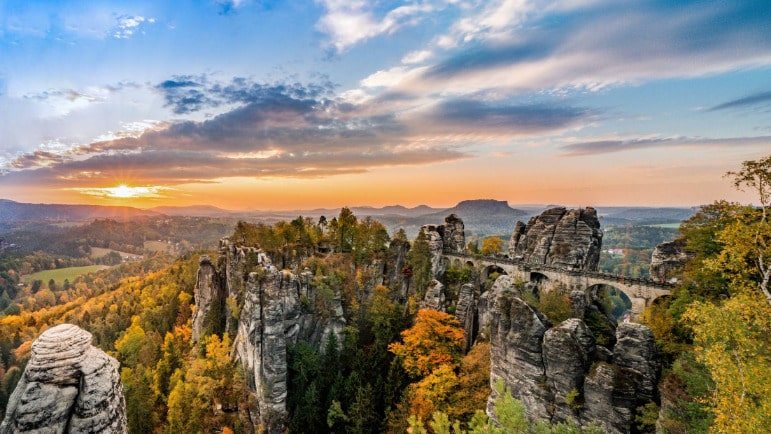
508,207 -> 602,270
0,324 -> 127,434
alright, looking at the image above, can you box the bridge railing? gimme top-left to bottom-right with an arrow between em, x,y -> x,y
443,252 -> 675,289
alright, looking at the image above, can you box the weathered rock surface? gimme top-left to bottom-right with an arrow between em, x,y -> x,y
196,242 -> 346,434
477,275 -> 519,339
583,362 -> 640,433
421,279 -> 447,312
0,324 -> 127,434
421,224 -> 446,279
488,293 -> 551,421
508,207 -> 602,270
613,322 -> 660,402
421,214 -> 466,279
455,283 -> 477,352
650,238 -> 693,282
441,214 -> 466,253
191,255 -> 225,342
542,319 -> 595,423
487,290 -> 660,433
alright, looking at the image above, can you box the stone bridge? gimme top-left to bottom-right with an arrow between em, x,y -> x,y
443,252 -> 673,318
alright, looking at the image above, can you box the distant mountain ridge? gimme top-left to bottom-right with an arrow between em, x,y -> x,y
0,199 -> 157,222
0,199 -> 697,236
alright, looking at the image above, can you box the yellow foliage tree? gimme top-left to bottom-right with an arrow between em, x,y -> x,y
481,237 -> 505,256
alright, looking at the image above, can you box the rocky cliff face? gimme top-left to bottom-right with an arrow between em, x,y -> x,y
650,239 -> 693,282
194,241 -> 346,434
421,279 -> 447,312
508,207 -> 602,270
0,324 -> 127,434
486,276 -> 659,433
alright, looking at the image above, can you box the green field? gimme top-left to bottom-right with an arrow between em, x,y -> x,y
22,265 -> 109,286
144,240 -> 173,253
90,246 -> 137,258
645,223 -> 682,229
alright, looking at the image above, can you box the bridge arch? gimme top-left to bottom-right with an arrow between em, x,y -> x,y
482,264 -> 507,282
588,284 -> 632,320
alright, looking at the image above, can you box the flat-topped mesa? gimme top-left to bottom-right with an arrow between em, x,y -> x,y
508,207 -> 602,271
0,324 -> 127,434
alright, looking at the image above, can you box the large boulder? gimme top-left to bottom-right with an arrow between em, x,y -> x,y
509,207 -> 602,270
650,239 -> 693,282
0,324 -> 127,434
421,279 -> 447,312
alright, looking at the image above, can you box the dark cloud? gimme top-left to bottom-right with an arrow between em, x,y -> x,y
426,99 -> 592,132
560,136 -> 771,156
156,75 -> 216,114
709,91 -> 771,111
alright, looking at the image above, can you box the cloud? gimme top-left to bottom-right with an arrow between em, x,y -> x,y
388,0 -> 771,98
315,0 -> 445,53
410,99 -> 594,135
709,90 -> 771,111
1,78 -> 474,187
559,136 -> 771,156
113,15 -> 155,39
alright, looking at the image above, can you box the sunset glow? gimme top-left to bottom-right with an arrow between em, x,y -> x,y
1,1 -> 769,209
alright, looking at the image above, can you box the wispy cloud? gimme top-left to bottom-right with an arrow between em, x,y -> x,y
315,0 -> 446,53
709,90 -> 771,111
384,0 -> 771,98
560,136 -> 771,156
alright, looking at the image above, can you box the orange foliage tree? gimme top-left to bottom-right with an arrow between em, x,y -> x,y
389,309 -> 466,424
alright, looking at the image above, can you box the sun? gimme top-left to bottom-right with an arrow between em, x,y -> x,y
110,184 -> 138,198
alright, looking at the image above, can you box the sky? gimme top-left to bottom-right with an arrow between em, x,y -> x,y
0,0 -> 770,211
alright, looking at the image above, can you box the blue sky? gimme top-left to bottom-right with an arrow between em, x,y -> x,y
0,0 -> 769,209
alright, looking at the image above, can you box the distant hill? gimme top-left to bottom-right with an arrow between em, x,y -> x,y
0,199 -> 157,223
148,205 -> 233,217
595,207 -> 697,226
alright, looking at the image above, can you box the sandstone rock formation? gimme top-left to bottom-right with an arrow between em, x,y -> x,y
455,283 -> 478,352
421,224 -> 446,279
441,214 -> 466,253
650,238 -> 693,282
542,319 -> 595,422
0,324 -> 127,434
195,240 -> 346,434
487,290 -> 660,433
488,293 -> 552,421
191,255 -> 225,342
421,279 -> 447,312
508,207 -> 602,270
420,214 -> 466,279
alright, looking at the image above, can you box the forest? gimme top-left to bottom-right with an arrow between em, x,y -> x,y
1,156 -> 770,433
